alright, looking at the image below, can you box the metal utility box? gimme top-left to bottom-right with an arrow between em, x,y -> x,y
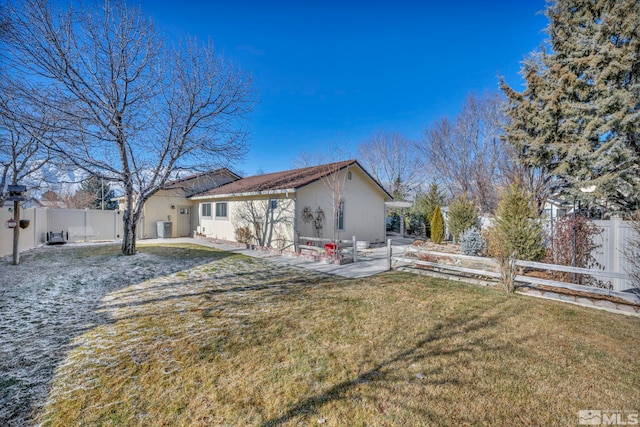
157,221 -> 173,238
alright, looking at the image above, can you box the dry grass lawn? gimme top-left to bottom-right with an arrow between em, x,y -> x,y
32,244 -> 639,426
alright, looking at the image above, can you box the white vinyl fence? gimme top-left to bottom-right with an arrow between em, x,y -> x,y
0,207 -> 123,257
591,217 -> 636,291
473,216 -> 637,292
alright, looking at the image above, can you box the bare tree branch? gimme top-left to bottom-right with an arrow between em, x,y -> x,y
3,0 -> 254,254
357,130 -> 418,198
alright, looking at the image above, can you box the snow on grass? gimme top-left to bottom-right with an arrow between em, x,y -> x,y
0,243 -> 233,426
33,249 -> 330,426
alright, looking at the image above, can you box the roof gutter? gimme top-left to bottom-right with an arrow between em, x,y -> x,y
190,188 -> 297,200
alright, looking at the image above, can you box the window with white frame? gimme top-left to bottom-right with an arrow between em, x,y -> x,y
336,199 -> 345,231
215,202 -> 228,219
201,203 -> 212,218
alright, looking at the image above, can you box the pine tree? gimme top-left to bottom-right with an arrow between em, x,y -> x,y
415,182 -> 446,238
501,0 -> 640,212
79,176 -> 118,210
430,205 -> 444,244
447,196 -> 478,242
491,183 -> 545,262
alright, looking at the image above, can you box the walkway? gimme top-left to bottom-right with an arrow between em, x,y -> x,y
139,236 -> 414,279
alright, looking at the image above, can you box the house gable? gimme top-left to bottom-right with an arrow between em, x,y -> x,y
191,160 -> 392,201
192,160 -> 389,247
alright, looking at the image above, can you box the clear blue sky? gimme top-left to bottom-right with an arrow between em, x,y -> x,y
140,1 -> 548,176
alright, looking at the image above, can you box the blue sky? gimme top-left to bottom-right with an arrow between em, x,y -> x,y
140,1 -> 549,176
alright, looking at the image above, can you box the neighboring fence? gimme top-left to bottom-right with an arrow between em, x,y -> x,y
391,246 -> 638,298
591,217 -> 636,291
489,215 -> 636,291
0,207 -> 123,257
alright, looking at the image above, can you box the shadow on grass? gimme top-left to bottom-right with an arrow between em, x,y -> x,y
260,302 -> 515,426
0,243 -> 232,426
99,272 -> 331,323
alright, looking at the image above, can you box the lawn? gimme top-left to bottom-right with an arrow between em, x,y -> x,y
2,243 -> 638,426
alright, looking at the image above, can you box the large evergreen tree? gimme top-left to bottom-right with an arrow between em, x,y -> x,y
79,175 -> 118,210
501,0 -> 640,212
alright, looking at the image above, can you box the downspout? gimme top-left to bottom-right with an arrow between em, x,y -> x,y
292,192 -> 299,253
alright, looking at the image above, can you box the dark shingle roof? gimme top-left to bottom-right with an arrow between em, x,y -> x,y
191,160 -> 391,199
163,168 -> 241,196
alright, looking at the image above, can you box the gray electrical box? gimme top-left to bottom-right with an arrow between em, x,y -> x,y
157,221 -> 172,238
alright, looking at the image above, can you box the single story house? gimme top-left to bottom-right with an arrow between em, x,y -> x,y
137,168 -> 240,238
190,160 -> 393,250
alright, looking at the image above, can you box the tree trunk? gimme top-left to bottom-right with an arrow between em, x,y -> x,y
120,184 -> 137,255
121,209 -> 137,255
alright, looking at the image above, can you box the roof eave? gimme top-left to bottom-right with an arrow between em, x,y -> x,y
190,188 -> 297,200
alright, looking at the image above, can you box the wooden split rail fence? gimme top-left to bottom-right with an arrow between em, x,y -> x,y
389,244 -> 639,305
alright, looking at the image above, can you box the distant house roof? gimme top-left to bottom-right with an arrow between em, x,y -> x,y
163,168 -> 241,197
190,160 -> 393,200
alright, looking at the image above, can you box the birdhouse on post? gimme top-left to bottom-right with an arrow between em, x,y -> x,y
7,184 -> 27,266
7,185 -> 27,202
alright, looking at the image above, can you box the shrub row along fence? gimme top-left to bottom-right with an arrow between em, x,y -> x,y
0,207 -> 123,257
390,246 -> 638,298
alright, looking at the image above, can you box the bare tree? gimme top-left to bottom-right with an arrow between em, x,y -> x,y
233,199 -> 295,249
40,188 -> 94,209
358,130 -> 418,199
294,142 -> 352,245
0,89 -> 52,206
4,0 -> 253,254
418,91 -> 509,213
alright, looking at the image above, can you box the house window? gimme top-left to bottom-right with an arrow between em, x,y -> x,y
347,171 -> 352,180
201,203 -> 212,218
336,200 -> 345,231
215,202 -> 228,219
270,199 -> 278,210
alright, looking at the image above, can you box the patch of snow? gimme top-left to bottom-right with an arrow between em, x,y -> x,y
0,244 -> 218,426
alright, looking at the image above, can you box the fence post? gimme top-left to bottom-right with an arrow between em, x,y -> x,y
84,208 -> 88,243
32,207 -> 37,248
387,238 -> 392,271
352,235 -> 357,263
612,216 -> 622,291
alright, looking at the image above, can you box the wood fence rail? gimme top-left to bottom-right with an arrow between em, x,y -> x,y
391,246 -> 639,306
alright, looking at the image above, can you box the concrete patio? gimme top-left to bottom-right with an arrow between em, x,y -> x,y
140,236 -> 415,279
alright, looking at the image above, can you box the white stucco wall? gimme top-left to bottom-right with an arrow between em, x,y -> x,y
296,167 -> 387,243
197,195 -> 296,249
141,189 -> 196,238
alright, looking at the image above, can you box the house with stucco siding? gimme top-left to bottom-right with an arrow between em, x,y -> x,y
189,160 -> 392,250
137,168 -> 240,238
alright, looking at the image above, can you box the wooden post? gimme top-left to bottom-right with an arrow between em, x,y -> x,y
352,235 -> 357,263
386,238 -> 392,271
12,200 -> 20,265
